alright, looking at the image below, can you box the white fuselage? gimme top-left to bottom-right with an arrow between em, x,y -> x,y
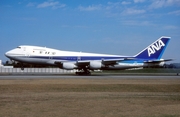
5,45 -> 144,70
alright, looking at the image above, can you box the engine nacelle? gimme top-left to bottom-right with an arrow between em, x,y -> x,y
159,61 -> 165,67
62,63 -> 77,70
89,61 -> 102,70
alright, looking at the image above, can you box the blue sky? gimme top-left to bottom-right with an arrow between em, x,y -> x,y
0,0 -> 180,63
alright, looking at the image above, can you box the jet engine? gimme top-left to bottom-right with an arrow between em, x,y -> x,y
89,61 -> 102,70
159,61 -> 165,67
62,63 -> 77,70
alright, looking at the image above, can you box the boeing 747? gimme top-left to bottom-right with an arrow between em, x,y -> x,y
5,36 -> 172,75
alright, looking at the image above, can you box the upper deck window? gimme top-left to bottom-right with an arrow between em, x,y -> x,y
17,46 -> 21,49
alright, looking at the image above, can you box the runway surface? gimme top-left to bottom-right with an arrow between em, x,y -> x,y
0,74 -> 180,79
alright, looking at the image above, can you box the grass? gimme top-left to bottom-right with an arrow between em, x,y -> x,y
2,84 -> 180,92
0,78 -> 180,117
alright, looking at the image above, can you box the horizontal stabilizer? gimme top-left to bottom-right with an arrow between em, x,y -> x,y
144,59 -> 173,63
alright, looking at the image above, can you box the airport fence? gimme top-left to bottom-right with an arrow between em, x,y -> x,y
0,67 -> 77,74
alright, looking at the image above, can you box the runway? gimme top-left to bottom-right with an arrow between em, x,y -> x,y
0,73 -> 180,79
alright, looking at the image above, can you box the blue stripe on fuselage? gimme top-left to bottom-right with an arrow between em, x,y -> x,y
28,56 -> 149,64
29,56 -> 125,61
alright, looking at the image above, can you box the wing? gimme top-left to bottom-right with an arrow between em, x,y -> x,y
102,58 -> 136,65
54,57 -> 136,69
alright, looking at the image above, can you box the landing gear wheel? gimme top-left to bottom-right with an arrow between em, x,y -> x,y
75,69 -> 91,75
20,63 -> 24,71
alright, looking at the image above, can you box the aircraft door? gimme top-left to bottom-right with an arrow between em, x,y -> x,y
49,52 -> 53,59
77,56 -> 81,61
23,47 -> 30,57
49,56 -> 53,59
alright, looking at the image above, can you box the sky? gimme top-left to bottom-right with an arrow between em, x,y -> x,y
0,0 -> 180,63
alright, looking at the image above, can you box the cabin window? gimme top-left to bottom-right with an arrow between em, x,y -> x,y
52,52 -> 56,55
23,47 -> 26,51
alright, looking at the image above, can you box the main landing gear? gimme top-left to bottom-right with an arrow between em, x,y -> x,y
20,63 -> 24,70
75,69 -> 91,75
21,67 -> 24,70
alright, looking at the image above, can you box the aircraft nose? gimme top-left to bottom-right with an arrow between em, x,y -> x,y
5,51 -> 11,58
5,48 -> 25,59
5,49 -> 17,59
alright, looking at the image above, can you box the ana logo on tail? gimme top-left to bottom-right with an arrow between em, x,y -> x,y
148,39 -> 165,57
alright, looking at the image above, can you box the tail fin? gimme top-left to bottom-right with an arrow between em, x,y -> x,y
134,36 -> 171,59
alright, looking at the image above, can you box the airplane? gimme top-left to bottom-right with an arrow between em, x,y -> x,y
5,36 -> 172,75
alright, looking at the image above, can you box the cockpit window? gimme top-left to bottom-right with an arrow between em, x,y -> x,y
17,46 -> 21,49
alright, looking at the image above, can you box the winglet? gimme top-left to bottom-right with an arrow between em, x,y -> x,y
134,36 -> 171,59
